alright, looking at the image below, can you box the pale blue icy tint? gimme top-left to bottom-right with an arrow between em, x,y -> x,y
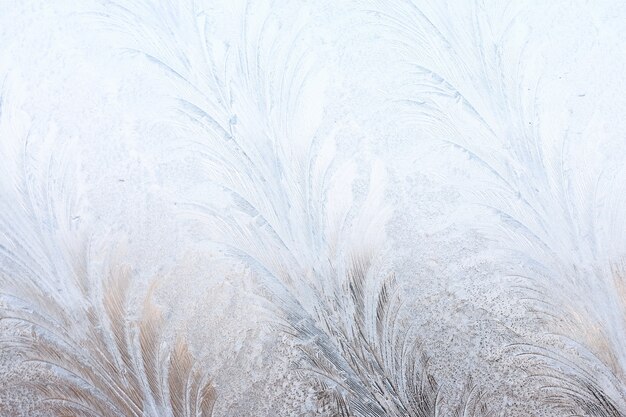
0,1 -> 626,416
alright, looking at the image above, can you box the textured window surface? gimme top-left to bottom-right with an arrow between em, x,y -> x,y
1,1 -> 625,416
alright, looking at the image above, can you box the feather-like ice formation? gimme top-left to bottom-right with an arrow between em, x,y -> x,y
0,84 -> 215,415
1,0 -> 626,416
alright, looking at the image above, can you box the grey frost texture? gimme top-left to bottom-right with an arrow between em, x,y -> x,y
0,0 -> 625,416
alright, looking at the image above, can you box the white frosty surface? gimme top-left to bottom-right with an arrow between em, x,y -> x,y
1,1 -> 626,416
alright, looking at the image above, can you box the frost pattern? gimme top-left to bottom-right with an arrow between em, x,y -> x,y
1,0 -> 625,416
